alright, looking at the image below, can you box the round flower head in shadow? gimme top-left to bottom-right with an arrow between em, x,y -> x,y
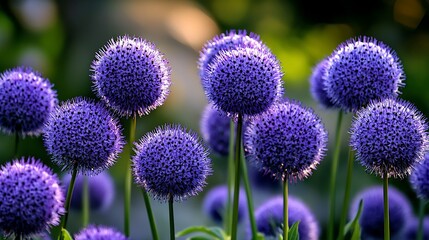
202,185 -> 246,223
245,99 -> 328,181
91,36 -> 171,117
63,171 -> 114,211
0,157 -> 64,238
198,30 -> 270,80
44,98 -> 124,174
324,36 -> 405,112
350,98 -> 428,178
74,225 -> 127,240
410,153 -> 429,199
200,104 -> 231,156
350,186 -> 411,239
404,217 -> 429,240
202,46 -> 283,116
132,125 -> 212,201
0,67 -> 57,136
309,59 -> 334,108
254,196 -> 319,240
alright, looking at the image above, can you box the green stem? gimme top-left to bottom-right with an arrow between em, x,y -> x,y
231,114 -> 243,240
383,172 -> 390,240
59,163 -> 78,240
13,132 -> 19,157
169,195 -> 175,240
240,145 -> 258,239
338,147 -> 354,240
283,178 -> 289,240
417,199 -> 426,240
142,189 -> 159,240
124,115 -> 136,237
226,120 -> 235,234
328,111 -> 343,240
82,176 -> 89,227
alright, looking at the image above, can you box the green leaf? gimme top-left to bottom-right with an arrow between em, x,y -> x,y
175,226 -> 226,240
61,228 -> 73,240
288,222 -> 300,240
344,199 -> 364,237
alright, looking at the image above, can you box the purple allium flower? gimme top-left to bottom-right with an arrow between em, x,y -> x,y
202,45 -> 283,116
403,217 -> 429,240
0,67 -> 57,136
62,171 -> 114,211
245,99 -> 328,181
132,125 -> 212,201
74,225 -> 127,240
249,165 -> 280,190
350,186 -> 412,239
350,98 -> 428,178
324,36 -> 405,112
410,153 -> 429,200
198,30 -> 271,80
309,59 -> 334,108
202,185 -> 246,223
254,196 -> 319,240
91,36 -> 171,117
44,98 -> 124,174
0,157 -> 64,238
200,104 -> 231,156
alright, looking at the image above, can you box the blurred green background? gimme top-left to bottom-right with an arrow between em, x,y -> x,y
0,0 -> 428,239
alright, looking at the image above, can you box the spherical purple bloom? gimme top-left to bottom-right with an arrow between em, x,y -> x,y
202,45 -> 283,116
200,104 -> 231,156
350,186 -> 411,239
0,157 -> 64,238
245,99 -> 328,181
74,225 -> 127,240
62,171 -> 114,211
410,153 -> 429,199
44,98 -> 124,174
0,67 -> 57,136
198,30 -> 271,80
132,125 -> 212,201
324,36 -> 405,112
350,98 -> 428,178
309,59 -> 335,108
254,196 -> 319,240
403,217 -> 429,240
91,36 -> 171,117
202,185 -> 246,223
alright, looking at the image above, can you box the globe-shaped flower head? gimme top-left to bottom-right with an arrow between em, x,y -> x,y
245,99 -> 328,181
349,186 -> 411,239
74,225 -> 127,240
63,171 -> 115,211
254,196 -> 319,240
0,157 -> 64,238
202,185 -> 246,223
309,59 -> 334,108
198,30 -> 271,80
350,98 -> 428,178
44,98 -> 124,174
202,37 -> 283,116
403,217 -> 429,240
200,104 -> 231,156
132,125 -> 212,201
324,36 -> 405,112
410,153 -> 429,199
0,67 -> 57,136
91,36 -> 171,117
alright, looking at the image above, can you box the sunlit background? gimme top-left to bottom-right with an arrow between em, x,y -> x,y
0,0 -> 428,239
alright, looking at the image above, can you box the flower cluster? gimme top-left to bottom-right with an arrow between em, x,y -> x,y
200,104 -> 231,156
0,67 -> 57,136
202,185 -> 246,223
132,125 -> 212,201
91,36 -> 171,117
0,158 -> 64,238
74,225 -> 127,240
44,98 -> 124,174
309,59 -> 334,108
410,153 -> 429,199
246,99 -> 327,181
